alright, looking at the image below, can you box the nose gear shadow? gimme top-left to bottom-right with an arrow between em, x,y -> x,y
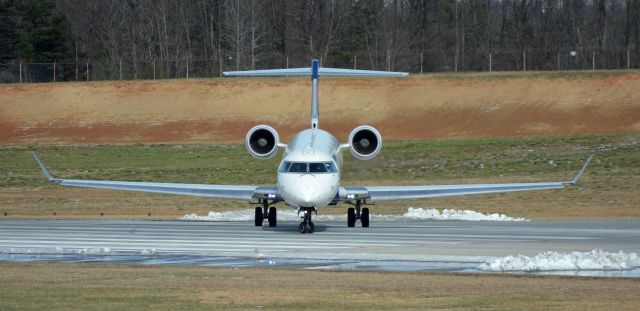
261,224 -> 327,233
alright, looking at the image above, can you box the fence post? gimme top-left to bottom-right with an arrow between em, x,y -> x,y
454,49 -> 458,72
557,50 -> 560,71
153,59 -> 156,79
219,56 -> 223,77
53,60 -> 56,82
19,60 -> 22,83
592,51 -> 596,70
119,58 -> 123,80
490,52 -> 493,72
627,48 -> 630,69
86,60 -> 89,81
522,50 -> 526,71
387,53 -> 391,71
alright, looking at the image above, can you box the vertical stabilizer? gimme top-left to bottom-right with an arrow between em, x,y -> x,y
311,59 -> 319,129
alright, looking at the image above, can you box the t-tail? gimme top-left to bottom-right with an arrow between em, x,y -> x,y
223,59 -> 408,129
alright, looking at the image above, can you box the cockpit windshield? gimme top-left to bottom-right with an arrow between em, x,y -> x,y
279,161 -> 337,173
288,162 -> 308,173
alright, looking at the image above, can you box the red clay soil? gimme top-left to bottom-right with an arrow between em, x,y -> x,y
1,72 -> 639,144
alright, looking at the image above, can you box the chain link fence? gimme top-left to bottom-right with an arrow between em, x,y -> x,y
2,48 -> 638,83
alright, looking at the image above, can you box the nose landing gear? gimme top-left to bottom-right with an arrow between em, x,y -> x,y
298,207 -> 316,234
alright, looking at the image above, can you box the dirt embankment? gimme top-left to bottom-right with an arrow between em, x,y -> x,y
1,71 -> 639,144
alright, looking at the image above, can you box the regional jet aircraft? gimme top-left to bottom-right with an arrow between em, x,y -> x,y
33,59 -> 593,233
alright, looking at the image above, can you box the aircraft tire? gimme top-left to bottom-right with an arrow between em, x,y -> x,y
347,207 -> 356,227
298,223 -> 306,234
361,208 -> 370,227
255,207 -> 264,226
268,207 -> 277,227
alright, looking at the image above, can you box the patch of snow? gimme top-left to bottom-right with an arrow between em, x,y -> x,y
477,249 -> 640,272
70,248 -> 112,255
400,207 -> 527,221
140,248 -> 156,255
182,207 -> 527,222
0,247 -> 159,256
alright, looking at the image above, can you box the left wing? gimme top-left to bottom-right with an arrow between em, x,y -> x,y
342,155 -> 593,202
32,151 -> 279,201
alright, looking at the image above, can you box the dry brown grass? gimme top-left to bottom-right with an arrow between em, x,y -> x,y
1,262 -> 638,310
1,71 -> 639,144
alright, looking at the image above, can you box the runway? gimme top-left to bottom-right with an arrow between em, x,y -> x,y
1,219 -> 639,276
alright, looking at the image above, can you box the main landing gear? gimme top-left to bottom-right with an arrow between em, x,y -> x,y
254,200 -> 277,227
298,207 -> 316,234
347,200 -> 369,228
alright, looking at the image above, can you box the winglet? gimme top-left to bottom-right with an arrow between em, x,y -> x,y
566,154 -> 594,186
32,151 -> 55,182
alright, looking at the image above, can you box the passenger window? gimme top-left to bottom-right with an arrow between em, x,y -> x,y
309,163 -> 328,173
279,161 -> 292,173
289,162 -> 308,173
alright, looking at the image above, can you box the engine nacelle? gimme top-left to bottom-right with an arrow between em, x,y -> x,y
348,125 -> 382,160
246,125 -> 280,159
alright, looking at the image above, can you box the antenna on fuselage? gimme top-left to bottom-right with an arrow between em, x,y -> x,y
223,60 -> 408,130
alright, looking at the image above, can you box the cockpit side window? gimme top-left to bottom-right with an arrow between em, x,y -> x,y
324,162 -> 337,173
279,161 -> 292,173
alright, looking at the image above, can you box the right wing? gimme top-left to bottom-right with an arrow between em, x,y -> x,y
341,155 -> 593,202
32,151 -> 279,201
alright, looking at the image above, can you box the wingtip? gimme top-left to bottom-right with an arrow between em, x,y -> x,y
569,154 -> 594,185
32,150 -> 55,181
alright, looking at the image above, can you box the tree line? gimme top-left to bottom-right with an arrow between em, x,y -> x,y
1,0 -> 639,82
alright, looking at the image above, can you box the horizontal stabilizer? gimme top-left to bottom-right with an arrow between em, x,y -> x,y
224,67 -> 408,77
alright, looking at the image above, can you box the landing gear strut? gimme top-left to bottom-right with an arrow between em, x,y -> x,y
255,200 -> 277,227
347,200 -> 369,228
298,207 -> 316,234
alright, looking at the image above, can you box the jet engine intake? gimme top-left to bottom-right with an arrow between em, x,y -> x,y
348,125 -> 382,160
246,125 -> 280,159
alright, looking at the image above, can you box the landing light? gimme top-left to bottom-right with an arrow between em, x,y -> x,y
268,194 -> 276,199
347,194 -> 356,199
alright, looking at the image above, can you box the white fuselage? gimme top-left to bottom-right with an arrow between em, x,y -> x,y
277,129 -> 342,209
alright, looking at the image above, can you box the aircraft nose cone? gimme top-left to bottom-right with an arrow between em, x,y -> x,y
300,187 -> 317,206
